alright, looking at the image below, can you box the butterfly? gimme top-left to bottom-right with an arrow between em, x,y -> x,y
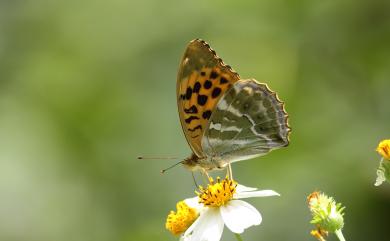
177,39 -> 290,171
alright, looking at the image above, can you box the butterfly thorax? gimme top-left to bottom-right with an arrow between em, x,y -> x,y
182,153 -> 226,171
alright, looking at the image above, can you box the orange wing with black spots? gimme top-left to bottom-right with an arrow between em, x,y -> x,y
177,39 -> 240,157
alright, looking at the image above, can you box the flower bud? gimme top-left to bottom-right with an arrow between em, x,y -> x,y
307,191 -> 345,240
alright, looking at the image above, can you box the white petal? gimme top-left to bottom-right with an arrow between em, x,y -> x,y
184,197 -> 203,211
375,168 -> 386,186
234,190 -> 280,199
182,208 -> 224,241
220,200 -> 262,234
236,184 -> 258,193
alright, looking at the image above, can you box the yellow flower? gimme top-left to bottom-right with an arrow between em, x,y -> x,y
374,139 -> 390,186
166,200 -> 199,235
376,139 -> 390,160
196,177 -> 237,207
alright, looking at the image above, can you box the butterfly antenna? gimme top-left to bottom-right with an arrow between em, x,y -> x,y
137,156 -> 178,160
160,160 -> 184,174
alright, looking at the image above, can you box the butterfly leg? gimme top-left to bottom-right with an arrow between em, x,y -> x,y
227,163 -> 233,180
191,171 -> 199,189
201,168 -> 211,183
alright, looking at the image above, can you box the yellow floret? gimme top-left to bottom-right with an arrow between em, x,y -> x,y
197,177 -> 237,207
377,139 -> 390,160
166,201 -> 198,235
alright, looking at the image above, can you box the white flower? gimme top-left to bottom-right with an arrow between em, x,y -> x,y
173,177 -> 279,241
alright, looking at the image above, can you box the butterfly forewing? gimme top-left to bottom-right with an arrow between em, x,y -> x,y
202,79 -> 290,162
177,39 -> 240,157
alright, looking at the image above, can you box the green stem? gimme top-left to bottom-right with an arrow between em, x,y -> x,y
335,229 -> 346,241
234,233 -> 244,241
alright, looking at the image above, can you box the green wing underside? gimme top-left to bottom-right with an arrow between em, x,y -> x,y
201,79 -> 290,163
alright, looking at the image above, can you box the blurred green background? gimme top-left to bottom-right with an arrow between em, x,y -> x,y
0,0 -> 389,241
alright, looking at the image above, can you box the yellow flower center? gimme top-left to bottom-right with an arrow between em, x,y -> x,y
377,139 -> 390,160
197,177 -> 237,207
165,201 -> 198,235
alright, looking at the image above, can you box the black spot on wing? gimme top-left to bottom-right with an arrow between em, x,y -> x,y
185,87 -> 192,100
193,82 -> 201,93
210,71 -> 218,79
200,71 -> 206,76
184,105 -> 198,114
243,101 -> 251,111
185,115 -> 200,124
212,87 -> 222,98
202,110 -> 212,119
188,125 -> 202,132
197,95 -> 208,106
220,77 -> 228,84
204,80 -> 212,89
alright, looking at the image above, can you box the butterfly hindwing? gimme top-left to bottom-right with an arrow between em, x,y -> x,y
177,39 -> 240,157
202,79 -> 290,162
